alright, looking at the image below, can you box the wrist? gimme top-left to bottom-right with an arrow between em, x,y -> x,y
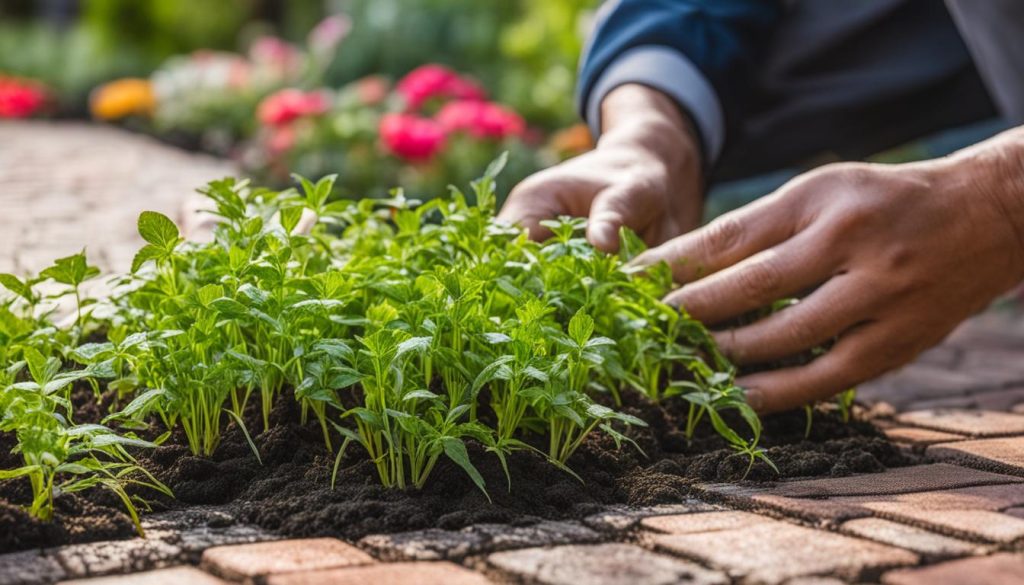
598,84 -> 702,175
946,126 -> 1024,277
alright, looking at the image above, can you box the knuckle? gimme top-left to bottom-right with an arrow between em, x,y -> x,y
699,216 -> 744,256
781,312 -> 818,350
735,256 -> 782,304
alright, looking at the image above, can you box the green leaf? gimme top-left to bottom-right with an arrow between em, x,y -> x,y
41,251 -> 99,286
137,211 -> 181,250
131,244 -> 165,273
0,273 -> 31,301
442,437 -> 489,501
280,205 -> 303,234
567,311 -> 594,346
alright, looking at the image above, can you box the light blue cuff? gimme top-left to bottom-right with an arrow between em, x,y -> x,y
584,45 -> 726,165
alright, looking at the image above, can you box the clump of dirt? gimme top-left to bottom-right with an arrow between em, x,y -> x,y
0,385 -> 908,553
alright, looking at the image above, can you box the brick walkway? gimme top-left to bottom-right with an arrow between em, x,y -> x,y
2,121 -> 1024,584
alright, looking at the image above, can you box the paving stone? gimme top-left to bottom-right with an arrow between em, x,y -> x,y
487,543 -> 727,585
583,501 -> 720,532
58,566 -> 227,585
641,511 -> 773,534
857,364 -> 1003,411
201,538 -> 374,581
896,409 -> 1024,437
0,550 -> 66,585
782,578 -> 847,585
881,552 -> 1024,585
359,520 -> 600,562
861,507 -> 1024,543
176,524 -> 279,560
265,561 -> 492,585
882,426 -> 967,446
769,463 -> 1019,498
928,437 -> 1024,476
841,518 -> 983,559
697,483 -> 871,525
651,518 -> 917,584
50,538 -> 184,580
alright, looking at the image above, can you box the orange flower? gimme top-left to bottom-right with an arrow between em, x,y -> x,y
90,78 -> 156,120
550,123 -> 594,157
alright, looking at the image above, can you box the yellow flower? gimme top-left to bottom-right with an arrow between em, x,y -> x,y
90,78 -> 156,120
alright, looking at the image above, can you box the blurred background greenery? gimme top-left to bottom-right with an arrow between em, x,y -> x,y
0,0 -> 594,126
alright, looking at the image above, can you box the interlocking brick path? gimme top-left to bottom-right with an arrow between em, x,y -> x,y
2,121 -> 1024,584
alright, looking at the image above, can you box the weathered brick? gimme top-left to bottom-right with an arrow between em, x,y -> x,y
201,538 -> 374,581
359,521 -> 600,562
896,409 -> 1024,437
881,553 -> 1024,585
862,507 -> 1024,543
840,518 -> 982,559
0,550 -> 66,585
487,543 -> 727,585
927,437 -> 1024,476
767,463 -> 1018,498
652,518 -> 917,584
58,566 -> 226,585
641,511 -> 771,534
583,501 -> 720,532
265,561 -> 492,585
882,426 -> 966,446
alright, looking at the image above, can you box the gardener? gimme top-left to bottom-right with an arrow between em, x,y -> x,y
499,0 -> 1024,414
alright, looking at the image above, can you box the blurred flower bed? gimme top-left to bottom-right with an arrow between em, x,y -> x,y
1,0 -> 596,200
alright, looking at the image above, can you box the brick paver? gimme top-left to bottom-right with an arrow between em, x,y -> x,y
881,553 -> 1024,585
895,409 -> 1024,437
58,566 -> 226,585
879,425 -> 966,447
840,518 -> 983,559
487,543 -> 727,585
927,436 -> 1024,476
264,561 -> 492,585
641,511 -> 772,534
200,538 -> 374,581
649,517 -> 918,584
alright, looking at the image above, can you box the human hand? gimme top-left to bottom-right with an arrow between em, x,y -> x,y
498,84 -> 704,252
634,129 -> 1024,413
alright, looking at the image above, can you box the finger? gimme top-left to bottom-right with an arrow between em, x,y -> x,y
664,228 -> 834,324
714,274 -> 872,365
498,174 -> 599,241
586,184 -> 659,253
739,322 -> 906,414
631,191 -> 798,283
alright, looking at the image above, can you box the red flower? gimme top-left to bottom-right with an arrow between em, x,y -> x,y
379,113 -> 446,162
257,89 -> 330,126
396,64 -> 486,110
436,100 -> 525,140
0,76 -> 47,118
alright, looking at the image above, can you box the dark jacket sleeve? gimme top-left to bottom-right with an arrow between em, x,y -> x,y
577,0 -> 782,162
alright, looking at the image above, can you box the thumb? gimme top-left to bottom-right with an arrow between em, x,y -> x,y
499,174 -> 598,241
587,185 -> 654,253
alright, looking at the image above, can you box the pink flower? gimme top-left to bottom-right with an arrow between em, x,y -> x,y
354,75 -> 389,105
267,125 -> 296,155
257,89 -> 330,126
396,64 -> 486,110
436,100 -> 525,140
0,77 -> 47,118
379,113 -> 446,162
309,14 -> 351,55
249,37 -> 302,73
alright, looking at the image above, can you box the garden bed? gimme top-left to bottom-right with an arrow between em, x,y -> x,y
0,387 -> 903,554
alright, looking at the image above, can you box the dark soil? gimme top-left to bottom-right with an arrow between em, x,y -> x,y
0,385 -> 908,553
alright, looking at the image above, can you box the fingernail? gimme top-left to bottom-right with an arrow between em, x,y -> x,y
589,222 -> 617,252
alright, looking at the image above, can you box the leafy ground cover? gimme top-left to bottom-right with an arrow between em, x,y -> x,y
0,160 -> 903,553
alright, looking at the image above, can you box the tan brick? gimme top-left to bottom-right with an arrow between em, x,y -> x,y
487,543 -> 727,585
882,426 -> 966,446
928,437 -> 1024,476
641,511 -> 771,534
201,538 -> 374,581
652,518 -> 917,584
896,409 -> 1024,437
862,507 -> 1024,543
881,553 -> 1024,585
58,566 -> 226,585
265,561 -> 492,585
840,518 -> 983,559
